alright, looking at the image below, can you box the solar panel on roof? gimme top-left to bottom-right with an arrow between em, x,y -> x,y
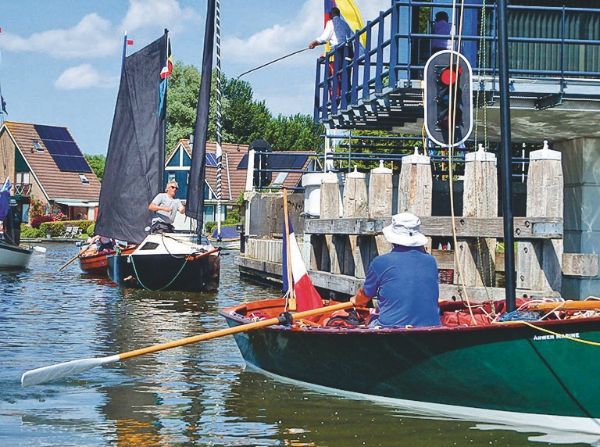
236,153 -> 309,170
52,155 -> 92,173
34,125 -> 72,142
206,153 -> 217,167
33,124 -> 92,173
237,154 -> 249,169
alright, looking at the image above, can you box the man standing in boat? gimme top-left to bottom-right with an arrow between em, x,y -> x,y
148,180 -> 185,233
351,212 -> 441,328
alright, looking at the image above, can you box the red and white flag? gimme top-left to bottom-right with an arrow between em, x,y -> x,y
282,221 -> 323,311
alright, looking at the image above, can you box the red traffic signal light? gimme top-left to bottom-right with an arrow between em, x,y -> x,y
424,50 -> 473,148
440,66 -> 462,86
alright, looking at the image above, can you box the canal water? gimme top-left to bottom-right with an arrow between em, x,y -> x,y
0,243 -> 596,446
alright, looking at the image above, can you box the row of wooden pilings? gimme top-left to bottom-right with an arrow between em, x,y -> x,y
309,141 -> 582,297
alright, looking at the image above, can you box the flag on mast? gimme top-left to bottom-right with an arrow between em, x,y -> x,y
282,219 -> 323,312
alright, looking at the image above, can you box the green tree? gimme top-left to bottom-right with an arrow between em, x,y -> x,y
265,114 -> 323,151
166,61 -> 201,153
84,154 -> 106,180
166,61 -> 322,153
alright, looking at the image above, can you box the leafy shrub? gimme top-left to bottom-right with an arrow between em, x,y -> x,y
20,224 -> 45,239
205,221 -> 217,234
38,219 -> 94,238
40,222 -> 66,237
87,223 -> 95,235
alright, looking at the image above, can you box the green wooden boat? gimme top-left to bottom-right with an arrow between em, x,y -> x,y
221,298 -> 600,435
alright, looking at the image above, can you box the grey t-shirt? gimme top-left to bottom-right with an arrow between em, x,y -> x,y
151,193 -> 182,224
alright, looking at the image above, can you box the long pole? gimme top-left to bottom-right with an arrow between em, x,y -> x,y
497,0 -> 516,311
283,188 -> 296,311
215,0 -> 223,241
21,301 -> 352,386
121,32 -> 128,75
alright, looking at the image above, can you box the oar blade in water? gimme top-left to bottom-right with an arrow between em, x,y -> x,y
21,355 -> 119,387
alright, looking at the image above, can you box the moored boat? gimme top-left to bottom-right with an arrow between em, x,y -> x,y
107,233 -> 219,291
221,297 -> 600,434
0,179 -> 32,269
78,245 -> 136,275
0,240 -> 32,269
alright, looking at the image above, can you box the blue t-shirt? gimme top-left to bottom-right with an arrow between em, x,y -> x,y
363,246 -> 441,328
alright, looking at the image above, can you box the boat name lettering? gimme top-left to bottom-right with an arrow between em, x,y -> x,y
533,333 -> 580,341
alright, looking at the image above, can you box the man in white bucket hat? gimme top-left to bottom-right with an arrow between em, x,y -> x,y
351,212 -> 440,327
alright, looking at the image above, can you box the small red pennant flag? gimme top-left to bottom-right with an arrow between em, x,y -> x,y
127,39 -> 134,46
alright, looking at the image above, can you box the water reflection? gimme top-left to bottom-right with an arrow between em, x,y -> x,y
0,244 -> 596,446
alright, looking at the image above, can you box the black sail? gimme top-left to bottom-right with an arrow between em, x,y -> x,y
95,32 -> 168,244
186,0 -> 215,236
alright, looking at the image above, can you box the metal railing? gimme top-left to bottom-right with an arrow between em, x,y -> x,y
314,1 -> 600,121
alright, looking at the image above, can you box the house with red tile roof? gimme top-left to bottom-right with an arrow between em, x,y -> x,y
0,121 -> 101,222
165,138 -> 316,225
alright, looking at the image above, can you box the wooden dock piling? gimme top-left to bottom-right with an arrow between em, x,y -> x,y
458,145 -> 498,287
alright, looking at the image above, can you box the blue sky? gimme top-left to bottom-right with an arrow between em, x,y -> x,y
0,0 -> 390,155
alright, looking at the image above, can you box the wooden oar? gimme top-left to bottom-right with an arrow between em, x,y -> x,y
21,301 -> 353,387
57,244 -> 92,272
526,300 -> 600,312
57,252 -> 81,272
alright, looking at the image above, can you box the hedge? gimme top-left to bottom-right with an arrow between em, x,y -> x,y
37,219 -> 94,238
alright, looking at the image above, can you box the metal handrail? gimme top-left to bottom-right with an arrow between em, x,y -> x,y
314,1 -> 600,122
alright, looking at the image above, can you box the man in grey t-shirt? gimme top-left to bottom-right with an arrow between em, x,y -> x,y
148,180 -> 185,228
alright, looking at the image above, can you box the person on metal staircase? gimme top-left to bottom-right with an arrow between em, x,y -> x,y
308,6 -> 355,103
351,212 -> 441,328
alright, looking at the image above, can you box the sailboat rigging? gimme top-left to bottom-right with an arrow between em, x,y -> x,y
107,2 -> 220,292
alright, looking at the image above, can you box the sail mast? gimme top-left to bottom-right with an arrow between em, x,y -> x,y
186,0 -> 216,242
215,0 -> 223,241
497,0 -> 516,311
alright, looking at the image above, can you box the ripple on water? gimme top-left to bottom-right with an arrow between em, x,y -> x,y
1,243 -> 594,446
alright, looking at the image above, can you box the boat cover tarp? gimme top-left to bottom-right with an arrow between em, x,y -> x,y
186,0 -> 215,229
94,33 -> 168,244
212,226 -> 239,239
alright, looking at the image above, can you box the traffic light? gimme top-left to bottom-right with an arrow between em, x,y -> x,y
424,50 -> 473,147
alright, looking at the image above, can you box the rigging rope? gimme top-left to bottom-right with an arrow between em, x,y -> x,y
215,0 -> 223,240
447,0 -> 477,324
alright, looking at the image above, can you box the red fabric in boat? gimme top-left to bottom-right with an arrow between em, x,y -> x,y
441,311 -> 492,327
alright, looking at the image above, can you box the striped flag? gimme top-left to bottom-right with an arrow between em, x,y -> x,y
160,36 -> 173,79
158,34 -> 171,116
282,220 -> 323,312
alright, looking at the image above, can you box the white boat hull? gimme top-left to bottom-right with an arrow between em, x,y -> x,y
0,243 -> 33,269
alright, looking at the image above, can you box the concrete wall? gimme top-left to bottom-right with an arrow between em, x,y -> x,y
556,137 -> 600,298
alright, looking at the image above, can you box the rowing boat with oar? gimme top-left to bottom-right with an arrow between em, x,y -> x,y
78,245 -> 136,275
220,297 -> 600,435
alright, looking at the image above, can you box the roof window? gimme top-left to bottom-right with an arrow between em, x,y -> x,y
32,140 -> 43,151
79,174 -> 89,184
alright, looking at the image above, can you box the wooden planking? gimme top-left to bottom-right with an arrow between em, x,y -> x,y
562,253 -> 599,277
517,147 -> 563,291
305,216 -> 563,239
308,271 -> 560,302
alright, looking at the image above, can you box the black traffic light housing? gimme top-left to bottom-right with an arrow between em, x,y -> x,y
424,50 -> 473,147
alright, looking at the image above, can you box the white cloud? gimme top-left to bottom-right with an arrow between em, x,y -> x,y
0,13 -> 117,59
120,0 -> 197,34
0,0 -> 195,59
54,64 -> 117,90
223,0 -> 390,64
